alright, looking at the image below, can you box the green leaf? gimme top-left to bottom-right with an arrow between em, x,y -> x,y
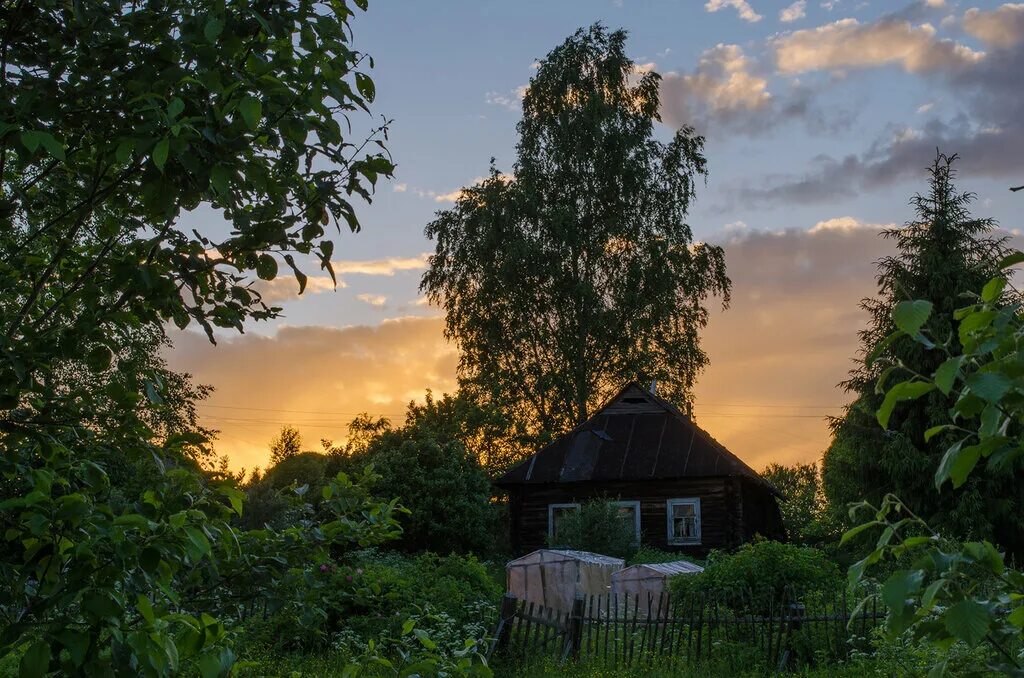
882,570 -> 923,614
933,356 -> 964,396
137,594 -> 156,625
185,526 -> 211,558
56,629 -> 90,667
20,131 -> 41,153
981,277 -> 1006,302
86,345 -> 113,372
944,599 -> 990,646
36,132 -> 65,161
965,371 -> 1011,403
210,165 -> 230,196
204,17 -> 225,42
1008,605 -> 1024,628
20,640 -> 50,678
115,139 -> 135,164
958,310 -> 997,345
167,97 -> 185,120
921,579 -> 946,610
239,96 -> 262,130
840,520 -> 882,546
198,652 -> 221,678
355,72 -> 376,102
892,300 -> 933,336
255,254 -> 277,281
153,138 -> 170,171
219,486 -> 244,516
283,253 -> 307,293
924,425 -> 953,443
997,251 -> 1024,270
877,380 -> 935,429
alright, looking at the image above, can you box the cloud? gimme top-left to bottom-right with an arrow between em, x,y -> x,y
171,223 -> 898,472
168,217 -> 1024,472
165,318 -> 458,470
430,173 -> 515,204
705,0 -> 763,23
332,254 -> 429,276
780,1 -> 807,23
772,17 -> 984,74
661,45 -> 771,124
659,43 -> 858,138
393,183 -> 408,192
963,4 -> 1024,48
917,101 -> 934,113
693,224 -> 896,467
808,216 -> 894,233
738,28 -> 1024,206
485,85 -> 528,112
434,189 -> 465,203
356,293 -> 388,308
251,275 -> 340,304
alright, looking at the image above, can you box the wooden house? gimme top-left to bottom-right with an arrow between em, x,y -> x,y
494,383 -> 785,557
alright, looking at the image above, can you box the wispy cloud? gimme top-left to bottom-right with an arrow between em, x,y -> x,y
356,293 -> 389,309
772,17 -> 983,75
485,85 -> 528,112
780,1 -> 807,23
333,254 -> 429,276
963,3 -> 1024,48
251,275 -> 339,304
705,0 -> 763,23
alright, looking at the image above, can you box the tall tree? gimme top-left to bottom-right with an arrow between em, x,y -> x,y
761,462 -> 835,546
822,153 -> 1020,547
421,24 -> 729,442
269,424 -> 303,466
0,1 -> 393,672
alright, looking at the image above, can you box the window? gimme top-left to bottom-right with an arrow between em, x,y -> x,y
612,500 -> 641,542
666,498 -> 701,544
548,503 -> 580,543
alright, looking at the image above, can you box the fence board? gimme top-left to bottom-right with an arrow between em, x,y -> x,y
488,586 -> 886,671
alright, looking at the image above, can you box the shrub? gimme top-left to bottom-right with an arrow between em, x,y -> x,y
547,499 -> 639,559
669,539 -> 840,602
339,430 -> 499,556
235,550 -> 502,656
627,546 -> 695,566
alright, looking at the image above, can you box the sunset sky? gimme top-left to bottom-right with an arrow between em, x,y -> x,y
167,0 -> 1024,473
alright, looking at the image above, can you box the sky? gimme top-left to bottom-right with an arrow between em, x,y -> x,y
167,0 -> 1024,473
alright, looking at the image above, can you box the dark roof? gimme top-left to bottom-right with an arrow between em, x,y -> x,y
495,382 -> 781,497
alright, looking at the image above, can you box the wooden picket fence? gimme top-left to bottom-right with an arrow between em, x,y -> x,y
488,587 -> 885,672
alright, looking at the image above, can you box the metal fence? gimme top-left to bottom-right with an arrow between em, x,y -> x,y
488,587 -> 884,672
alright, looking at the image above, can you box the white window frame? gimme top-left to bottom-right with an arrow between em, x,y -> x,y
611,500 -> 642,542
547,503 -> 580,541
666,498 -> 702,545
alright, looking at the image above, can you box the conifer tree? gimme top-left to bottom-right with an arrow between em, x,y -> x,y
822,153 -> 1023,553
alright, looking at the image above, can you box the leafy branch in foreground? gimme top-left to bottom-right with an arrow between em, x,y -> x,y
1,1 -> 395,675
846,253 -> 1024,676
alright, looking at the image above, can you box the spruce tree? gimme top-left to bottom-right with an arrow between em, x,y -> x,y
822,153 -> 1023,554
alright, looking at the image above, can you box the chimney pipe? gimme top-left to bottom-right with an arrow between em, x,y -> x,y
649,379 -> 657,396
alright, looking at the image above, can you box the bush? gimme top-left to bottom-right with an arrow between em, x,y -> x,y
669,539 -> 840,602
235,550 -> 502,657
627,546 -> 696,566
340,432 -> 499,556
547,499 -> 638,559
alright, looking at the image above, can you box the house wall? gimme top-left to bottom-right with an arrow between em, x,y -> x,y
505,477 -> 751,558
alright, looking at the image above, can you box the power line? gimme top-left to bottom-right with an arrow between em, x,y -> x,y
198,403 -> 405,416
196,401 -> 844,417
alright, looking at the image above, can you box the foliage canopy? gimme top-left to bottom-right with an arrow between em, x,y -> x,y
421,24 -> 729,441
822,154 -> 1021,552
